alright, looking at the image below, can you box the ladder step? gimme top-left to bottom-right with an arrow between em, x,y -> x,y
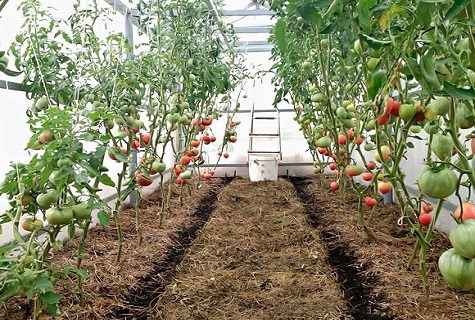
249,133 -> 280,137
253,116 -> 277,120
248,150 -> 281,154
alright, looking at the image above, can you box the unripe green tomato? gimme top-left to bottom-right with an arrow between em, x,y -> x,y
72,203 -> 92,220
45,206 -> 74,225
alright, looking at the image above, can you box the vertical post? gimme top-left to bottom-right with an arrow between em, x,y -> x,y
125,10 -> 137,205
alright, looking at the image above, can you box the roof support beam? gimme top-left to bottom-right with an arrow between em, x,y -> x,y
234,26 -> 271,33
103,0 -> 139,27
221,9 -> 274,16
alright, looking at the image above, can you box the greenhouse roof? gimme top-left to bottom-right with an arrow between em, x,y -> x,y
103,0 -> 275,53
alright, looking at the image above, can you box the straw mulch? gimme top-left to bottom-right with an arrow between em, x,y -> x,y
151,177 -> 348,320
302,176 -> 475,320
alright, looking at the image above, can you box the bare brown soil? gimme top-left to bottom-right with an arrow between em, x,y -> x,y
1,175 -> 474,320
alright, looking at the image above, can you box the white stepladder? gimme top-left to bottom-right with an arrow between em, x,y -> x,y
248,105 -> 282,181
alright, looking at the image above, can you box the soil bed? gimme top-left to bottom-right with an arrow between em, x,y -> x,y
298,176 -> 475,320
1,176 -> 474,320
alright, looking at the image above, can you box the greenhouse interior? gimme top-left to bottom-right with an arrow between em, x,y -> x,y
1,0 -> 475,319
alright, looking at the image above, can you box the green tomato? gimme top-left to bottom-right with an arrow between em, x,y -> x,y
449,219 -> 475,259
438,248 -> 475,291
399,103 -> 418,122
409,125 -> 422,133
57,157 -> 73,168
35,97 -> 49,111
71,203 -> 92,220
151,161 -> 166,173
467,69 -> 475,87
167,113 -> 180,124
423,120 -> 440,134
104,119 -> 115,130
366,57 -> 380,71
431,97 -> 451,116
315,136 -> 331,148
180,170 -> 192,179
430,134 -> 454,161
45,206 -> 74,225
363,143 -> 374,151
302,61 -> 312,72
418,165 -> 458,199
455,103 -> 475,129
36,190 -> 59,209
364,120 -> 376,131
336,107 -> 348,119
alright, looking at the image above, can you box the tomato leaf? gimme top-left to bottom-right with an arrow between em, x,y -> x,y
360,34 -> 392,50
97,210 -> 110,227
273,19 -> 286,54
406,57 -> 432,92
420,52 -> 441,90
367,70 -> 386,100
443,81 -> 475,100
442,0 -> 470,23
356,0 -> 377,33
99,174 -> 115,187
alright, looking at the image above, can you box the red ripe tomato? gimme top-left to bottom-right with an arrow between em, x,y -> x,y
414,111 -> 425,123
174,165 -> 185,176
419,213 -> 432,227
367,161 -> 376,170
229,136 -> 237,143
135,173 -> 153,186
196,124 -> 206,132
217,151 -> 223,156
347,129 -> 355,141
131,140 -> 141,149
329,163 -> 337,171
317,147 -> 326,154
388,97 -> 401,117
330,182 -> 339,191
338,134 -> 346,145
201,134 -> 210,142
187,148 -> 199,157
471,137 -> 475,154
202,172 -> 213,180
191,118 -> 198,126
362,172 -> 373,181
364,197 -> 377,207
453,203 -> 475,222
377,113 -> 391,126
378,181 -> 392,194
176,176 -> 188,185
223,152 -> 229,159
201,115 -> 213,126
422,202 -> 434,213
209,135 -> 217,142
355,136 -> 364,145
180,156 -> 191,165
191,140 -> 200,148
140,133 -> 151,145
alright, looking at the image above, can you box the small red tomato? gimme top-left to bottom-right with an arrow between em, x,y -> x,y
209,135 -> 217,142
223,152 -> 229,159
180,156 -> 191,165
191,140 -> 200,147
140,133 -> 151,145
329,163 -> 337,171
338,134 -> 346,145
229,136 -> 237,143
378,181 -> 392,195
317,147 -> 326,154
418,213 -> 432,227
355,136 -> 364,145
362,172 -> 373,181
388,97 -> 401,117
364,197 -> 377,207
347,129 -> 355,141
131,140 -> 141,149
330,182 -> 339,191
367,161 -> 376,170
422,202 -> 434,213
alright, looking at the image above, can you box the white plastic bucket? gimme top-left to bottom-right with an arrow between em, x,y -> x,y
248,154 -> 279,181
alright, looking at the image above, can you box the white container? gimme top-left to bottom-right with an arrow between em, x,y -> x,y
248,154 -> 279,181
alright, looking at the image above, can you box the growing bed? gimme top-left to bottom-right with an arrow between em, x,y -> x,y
1,176 -> 473,320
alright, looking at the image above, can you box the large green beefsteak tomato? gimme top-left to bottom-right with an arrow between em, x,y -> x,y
438,248 -> 475,291
430,134 -> 454,161
449,219 -> 475,259
418,165 -> 458,199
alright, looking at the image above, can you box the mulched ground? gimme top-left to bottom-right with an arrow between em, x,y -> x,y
1,175 -> 474,319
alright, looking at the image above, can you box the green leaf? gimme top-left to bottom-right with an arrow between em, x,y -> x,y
420,52 -> 441,90
97,210 -> 110,227
67,223 -> 75,240
442,0 -> 470,23
443,81 -> 475,99
367,70 -> 387,100
80,161 -> 100,177
0,64 -> 22,77
320,19 -> 337,34
273,19 -> 286,54
406,57 -> 432,92
407,142 -> 415,148
40,292 -> 62,305
99,174 -> 115,187
356,0 -> 378,33
34,276 -> 55,293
